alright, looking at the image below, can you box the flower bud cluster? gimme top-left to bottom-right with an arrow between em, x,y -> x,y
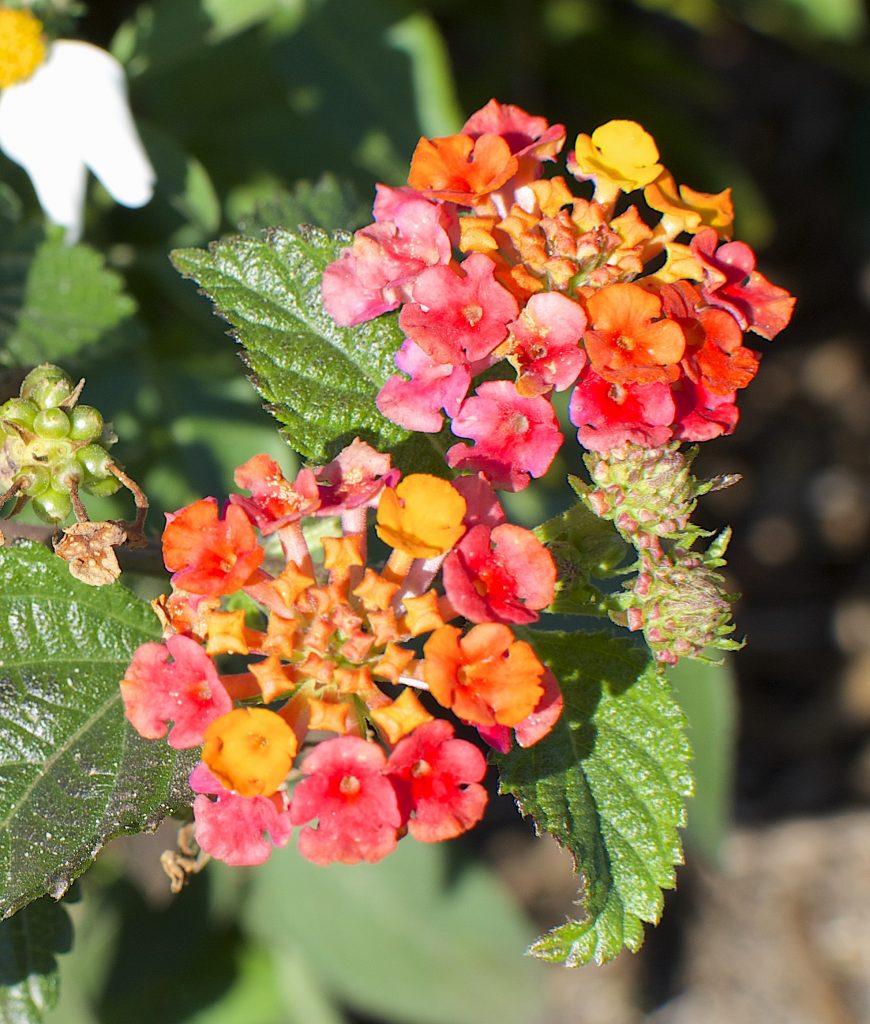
120,441 -> 562,868
0,363 -> 119,522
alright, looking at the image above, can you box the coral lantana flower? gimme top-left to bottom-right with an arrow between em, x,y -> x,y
447,381 -> 563,491
290,736 -> 403,865
569,367 -> 676,451
376,338 -> 471,433
422,623 -> 545,727
584,282 -> 685,384
0,10 -> 155,243
163,497 -> 264,596
230,454 -> 320,532
387,720 -> 487,842
121,634 -> 232,748
442,523 -> 556,625
190,763 -> 293,867
202,707 -> 298,797
376,474 -> 466,558
506,291 -> 587,396
571,120 -> 663,202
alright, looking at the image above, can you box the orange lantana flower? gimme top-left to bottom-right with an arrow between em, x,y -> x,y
584,282 -> 685,384
376,474 -> 466,559
422,623 -> 544,728
202,706 -> 298,797
408,133 -> 518,204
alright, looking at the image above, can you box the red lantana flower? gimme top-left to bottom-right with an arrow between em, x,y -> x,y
442,523 -> 556,624
289,736 -> 403,865
447,380 -> 563,491
400,253 -> 519,364
569,367 -> 675,451
163,497 -> 264,596
120,634 -> 232,748
691,228 -> 795,340
190,763 -> 293,867
387,720 -> 487,842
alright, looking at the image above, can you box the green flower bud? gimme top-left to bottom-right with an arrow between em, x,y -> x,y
21,364 -> 74,409
33,407 -> 71,439
68,405 -> 103,442
32,487 -> 72,523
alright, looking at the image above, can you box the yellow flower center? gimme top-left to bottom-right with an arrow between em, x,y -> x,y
0,9 -> 46,89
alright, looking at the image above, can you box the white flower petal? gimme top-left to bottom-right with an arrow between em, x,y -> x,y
0,39 -> 155,241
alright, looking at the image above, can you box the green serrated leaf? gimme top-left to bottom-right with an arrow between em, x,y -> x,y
0,896 -> 72,1023
2,232 -> 136,367
0,542 -> 196,918
171,227 -> 446,471
497,630 -> 692,965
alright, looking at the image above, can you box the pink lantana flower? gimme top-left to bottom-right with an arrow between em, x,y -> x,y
289,735 -> 403,865
190,763 -> 293,867
451,474 -> 506,529
321,185 -> 451,326
569,367 -> 675,452
121,634 -> 231,748
690,228 -> 795,341
377,338 -> 471,433
442,523 -> 556,625
399,253 -> 519,364
447,381 -> 563,491
313,438 -> 399,514
506,291 -> 587,396
229,454 -> 320,534
387,720 -> 487,842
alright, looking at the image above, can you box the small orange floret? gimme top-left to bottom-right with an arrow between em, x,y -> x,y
422,623 -> 545,728
401,590 -> 446,637
269,560 -> 316,609
202,707 -> 297,797
371,688 -> 434,745
352,568 -> 400,612
644,173 -> 734,240
376,475 -> 466,559
322,535 -> 365,580
249,654 -> 296,702
204,609 -> 251,656
307,697 -> 353,735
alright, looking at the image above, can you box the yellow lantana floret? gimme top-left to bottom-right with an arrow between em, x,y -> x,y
202,706 -> 297,797
573,120 -> 663,201
376,474 -> 466,559
0,9 -> 45,89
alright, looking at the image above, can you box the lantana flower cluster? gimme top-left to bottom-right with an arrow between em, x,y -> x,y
322,102 -> 795,486
121,440 -> 561,867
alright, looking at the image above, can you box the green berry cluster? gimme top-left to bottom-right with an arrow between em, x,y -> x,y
0,364 -> 120,522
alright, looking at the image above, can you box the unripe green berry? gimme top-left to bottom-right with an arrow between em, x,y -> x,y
76,443 -> 113,478
32,487 -> 72,523
21,365 -> 74,409
33,407 -> 71,439
0,398 -> 38,430
68,405 -> 103,442
53,458 -> 83,490
81,475 -> 121,498
14,465 -> 51,497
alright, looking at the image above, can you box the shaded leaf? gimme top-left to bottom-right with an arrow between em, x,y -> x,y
0,542 -> 195,918
0,896 -> 72,1023
2,231 -> 136,367
237,175 -> 370,236
240,839 -> 538,1024
171,226 -> 446,471
497,630 -> 691,965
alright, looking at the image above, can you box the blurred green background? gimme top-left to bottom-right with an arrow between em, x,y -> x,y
0,0 -> 862,1019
